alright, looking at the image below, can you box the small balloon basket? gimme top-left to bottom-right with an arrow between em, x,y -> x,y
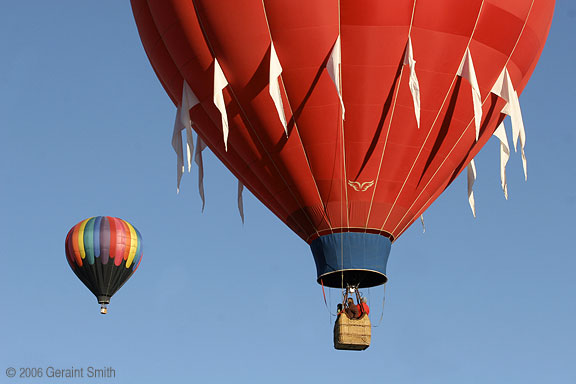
334,314 -> 371,351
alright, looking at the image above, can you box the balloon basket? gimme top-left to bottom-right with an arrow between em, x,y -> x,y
334,314 -> 371,351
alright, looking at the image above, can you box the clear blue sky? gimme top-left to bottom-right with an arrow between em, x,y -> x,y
0,2 -> 574,383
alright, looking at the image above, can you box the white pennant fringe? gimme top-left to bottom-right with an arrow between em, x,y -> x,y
195,135 -> 207,211
403,37 -> 421,128
237,180 -> 245,223
467,159 -> 477,217
269,42 -> 288,135
213,59 -> 230,151
327,35 -> 345,120
181,82 -> 199,171
491,68 -> 527,180
457,48 -> 483,140
493,122 -> 510,199
172,112 -> 185,193
172,81 -> 200,192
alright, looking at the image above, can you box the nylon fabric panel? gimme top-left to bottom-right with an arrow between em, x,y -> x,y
83,218 -> 96,265
71,223 -> 83,266
100,216 -> 111,264
131,228 -> 143,269
144,0 -> 322,238
77,218 -> 90,260
340,0 -> 412,230
131,0 -> 180,103
393,97 -> 508,237
93,216 -> 102,259
263,0 -> 346,230
125,221 -> 138,268
65,231 -> 75,267
133,0 -> 312,239
113,218 -> 127,267
107,216 -> 118,263
120,220 -> 132,261
191,0 -> 333,233
508,0 -> 555,93
341,0 -> 479,232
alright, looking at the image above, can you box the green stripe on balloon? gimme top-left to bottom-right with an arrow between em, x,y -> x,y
83,218 -> 96,265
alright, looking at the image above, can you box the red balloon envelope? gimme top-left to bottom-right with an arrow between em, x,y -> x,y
131,0 -> 554,287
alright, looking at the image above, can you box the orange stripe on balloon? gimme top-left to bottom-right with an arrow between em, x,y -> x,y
120,220 -> 131,261
71,223 -> 83,267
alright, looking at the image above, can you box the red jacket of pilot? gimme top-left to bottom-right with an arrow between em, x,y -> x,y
357,301 -> 370,316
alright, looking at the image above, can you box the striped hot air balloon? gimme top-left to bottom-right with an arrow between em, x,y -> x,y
65,216 -> 143,314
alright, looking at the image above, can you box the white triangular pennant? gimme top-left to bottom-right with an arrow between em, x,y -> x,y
467,159 -> 477,217
194,135 -> 207,211
457,48 -> 482,140
493,122 -> 510,199
213,59 -> 230,151
403,37 -> 421,128
172,111 -> 185,193
172,81 -> 200,192
238,180 -> 244,223
491,68 -> 527,180
269,42 -> 288,135
327,35 -> 345,120
180,81 -> 199,171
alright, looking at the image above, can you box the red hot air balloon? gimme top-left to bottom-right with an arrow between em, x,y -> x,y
131,1 -> 554,289
66,217 -> 143,314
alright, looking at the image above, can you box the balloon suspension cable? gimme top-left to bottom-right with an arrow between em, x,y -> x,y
341,284 -> 360,305
372,283 -> 387,328
100,304 -> 108,315
320,279 -> 338,317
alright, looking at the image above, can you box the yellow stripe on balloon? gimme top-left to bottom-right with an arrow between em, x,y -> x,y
125,221 -> 138,268
77,218 -> 92,260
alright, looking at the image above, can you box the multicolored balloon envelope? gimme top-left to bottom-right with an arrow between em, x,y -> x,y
65,217 -> 143,314
131,0 -> 554,288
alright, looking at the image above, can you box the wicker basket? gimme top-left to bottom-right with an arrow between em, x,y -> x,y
333,314 -> 371,351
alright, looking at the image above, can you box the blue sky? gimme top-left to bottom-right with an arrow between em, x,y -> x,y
0,2 -> 574,383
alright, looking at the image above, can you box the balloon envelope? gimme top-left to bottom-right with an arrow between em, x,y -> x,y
65,216 -> 143,305
131,0 -> 554,287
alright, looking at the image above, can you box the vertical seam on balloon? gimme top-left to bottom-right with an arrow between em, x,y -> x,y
191,1 -> 322,240
103,216 -> 117,299
261,0 -> 335,235
338,0 -> 351,232
149,0 -> 311,239
337,0 -> 346,291
392,0 -> 536,238
378,0 -> 486,237
363,0 -> 417,231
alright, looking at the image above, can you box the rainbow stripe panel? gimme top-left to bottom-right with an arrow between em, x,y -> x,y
65,216 -> 143,271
